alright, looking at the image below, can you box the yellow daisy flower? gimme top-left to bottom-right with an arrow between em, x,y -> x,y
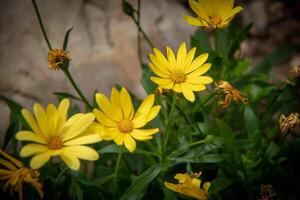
48,49 -> 71,70
15,99 -> 101,171
0,149 -> 43,200
184,0 -> 243,28
149,42 -> 213,102
93,87 -> 161,152
164,172 -> 211,200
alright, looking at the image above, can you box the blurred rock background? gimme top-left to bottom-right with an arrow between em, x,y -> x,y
0,0 -> 299,143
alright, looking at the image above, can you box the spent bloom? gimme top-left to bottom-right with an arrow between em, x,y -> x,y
93,87 -> 161,152
48,49 -> 71,70
184,0 -> 243,28
279,112 -> 300,134
15,99 -> 101,170
259,184 -> 276,200
164,172 -> 210,200
215,81 -> 248,108
149,42 -> 213,102
0,149 -> 43,200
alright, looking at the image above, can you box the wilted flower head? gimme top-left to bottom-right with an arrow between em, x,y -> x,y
48,49 -> 71,70
289,64 -> 300,77
149,42 -> 213,102
93,87 -> 161,152
15,99 -> 101,170
215,81 -> 248,108
184,0 -> 243,28
164,172 -> 210,200
279,112 -> 300,134
0,149 -> 43,200
259,184 -> 276,200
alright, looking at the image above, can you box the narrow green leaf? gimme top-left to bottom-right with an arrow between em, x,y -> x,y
190,29 -> 211,55
209,177 -> 236,194
243,106 -> 258,135
2,122 -> 19,150
120,164 -> 164,200
215,119 -> 237,155
77,174 -> 115,187
63,27 -> 73,50
169,153 -> 227,164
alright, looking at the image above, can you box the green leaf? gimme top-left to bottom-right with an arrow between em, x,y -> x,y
76,174 -> 115,187
120,164 -> 164,200
63,27 -> 73,50
216,29 -> 229,57
209,177 -> 236,194
190,29 -> 211,55
1,96 -> 23,121
169,153 -> 228,164
3,122 -> 19,150
232,58 -> 251,77
215,119 -> 237,155
70,178 -> 83,200
98,144 -> 126,154
243,106 -> 258,135
53,92 -> 81,101
264,142 -> 280,160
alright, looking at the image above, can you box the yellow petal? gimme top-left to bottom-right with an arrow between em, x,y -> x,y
0,169 -> 11,175
185,83 -> 206,92
30,151 -> 52,169
150,77 -> 173,85
172,83 -> 182,93
223,6 -> 243,21
60,151 -> 80,171
15,131 -> 47,144
153,48 -> 172,71
147,106 -> 161,122
46,104 -> 58,136
0,150 -> 23,168
180,83 -> 195,102
186,76 -> 213,85
134,94 -> 155,117
62,146 -> 99,161
64,134 -> 101,145
130,128 -> 159,141
188,0 -> 210,21
94,109 -> 117,127
177,42 -> 187,70
57,98 -> 70,131
183,16 -> 204,26
124,134 -> 136,152
96,93 -> 122,122
111,87 -> 122,111
113,133 -> 125,145
33,103 -> 48,136
149,54 -> 171,75
182,47 -> 196,71
164,182 -> 179,193
21,109 -> 42,135
61,113 -> 95,141
120,87 -> 135,120
203,182 -> 211,193
187,63 -> 212,78
185,53 -> 209,73
159,82 -> 175,90
20,143 -> 48,157
166,46 -> 177,71
149,63 -> 170,78
102,127 -> 119,140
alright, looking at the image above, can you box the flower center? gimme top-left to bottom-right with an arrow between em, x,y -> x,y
210,15 -> 222,26
48,136 -> 63,150
171,72 -> 186,83
118,119 -> 133,133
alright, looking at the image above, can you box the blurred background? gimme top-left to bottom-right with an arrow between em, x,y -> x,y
0,0 -> 299,141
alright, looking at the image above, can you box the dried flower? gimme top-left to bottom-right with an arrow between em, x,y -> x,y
164,172 -> 210,200
279,112 -> 300,134
48,49 -> 71,70
0,149 -> 43,200
259,184 -> 276,200
215,81 -> 248,108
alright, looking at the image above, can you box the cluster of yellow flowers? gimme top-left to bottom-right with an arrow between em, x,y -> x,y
0,0 -> 248,199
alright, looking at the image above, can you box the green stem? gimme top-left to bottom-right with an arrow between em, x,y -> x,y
131,16 -> 154,49
137,0 -> 142,63
62,69 -> 93,110
32,0 -> 52,50
162,93 -> 177,159
194,92 -> 216,111
113,148 -> 122,199
54,166 -> 68,183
